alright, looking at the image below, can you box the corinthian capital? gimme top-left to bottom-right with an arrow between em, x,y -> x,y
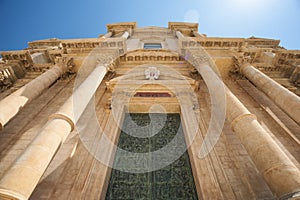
55,56 -> 75,73
233,55 -> 252,67
96,54 -> 115,66
96,50 -> 120,72
182,48 -> 210,67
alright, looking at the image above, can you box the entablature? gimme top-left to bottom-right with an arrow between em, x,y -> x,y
275,50 -> 300,60
1,50 -> 31,62
245,37 -> 280,48
28,38 -> 61,49
131,27 -> 175,39
179,36 -> 280,50
106,22 -> 137,35
1,50 -> 33,69
180,37 -> 244,50
61,38 -> 126,55
168,22 -> 198,37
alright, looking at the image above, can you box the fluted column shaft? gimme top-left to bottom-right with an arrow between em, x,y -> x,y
241,64 -> 300,125
0,65 -> 64,129
199,64 -> 300,198
0,65 -> 107,200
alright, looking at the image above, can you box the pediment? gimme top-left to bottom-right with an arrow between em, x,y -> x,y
106,64 -> 198,92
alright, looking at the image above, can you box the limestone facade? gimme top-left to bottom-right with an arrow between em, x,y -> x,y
0,22 -> 300,199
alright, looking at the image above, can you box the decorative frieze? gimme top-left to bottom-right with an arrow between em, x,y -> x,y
180,38 -> 244,49
119,50 -> 182,63
179,37 -> 279,50
62,38 -> 126,55
274,50 -> 300,66
1,50 -> 33,69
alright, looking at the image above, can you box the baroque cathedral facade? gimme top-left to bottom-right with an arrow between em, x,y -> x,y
0,22 -> 299,199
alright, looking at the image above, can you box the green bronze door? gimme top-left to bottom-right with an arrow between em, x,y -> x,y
105,113 -> 198,200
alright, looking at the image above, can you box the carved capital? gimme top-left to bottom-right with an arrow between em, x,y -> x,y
55,57 -> 76,74
96,54 -> 114,66
233,55 -> 252,67
96,50 -> 120,72
228,55 -> 252,78
182,48 -> 210,67
66,58 -> 75,73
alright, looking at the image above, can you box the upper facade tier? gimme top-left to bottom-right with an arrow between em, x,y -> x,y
0,22 -> 299,95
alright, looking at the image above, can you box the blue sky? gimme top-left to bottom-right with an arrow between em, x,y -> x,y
0,0 -> 299,51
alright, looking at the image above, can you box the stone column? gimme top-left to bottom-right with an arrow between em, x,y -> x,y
176,31 -> 184,39
241,64 -> 300,125
102,32 -> 113,39
0,65 -> 64,129
121,31 -> 129,39
0,65 -> 108,200
200,64 -> 300,198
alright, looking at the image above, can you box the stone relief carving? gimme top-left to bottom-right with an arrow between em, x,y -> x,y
145,67 -> 160,80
